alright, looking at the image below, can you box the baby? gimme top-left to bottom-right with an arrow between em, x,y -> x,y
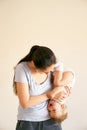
47,62 -> 75,123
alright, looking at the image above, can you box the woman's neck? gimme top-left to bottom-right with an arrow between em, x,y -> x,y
28,61 -> 37,73
27,61 -> 48,84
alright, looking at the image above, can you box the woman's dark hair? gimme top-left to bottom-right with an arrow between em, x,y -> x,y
18,45 -> 57,69
13,45 -> 57,95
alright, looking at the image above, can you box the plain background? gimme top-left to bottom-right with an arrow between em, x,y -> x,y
0,0 -> 87,130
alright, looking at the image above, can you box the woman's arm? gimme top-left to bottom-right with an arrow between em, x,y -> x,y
16,82 -> 68,109
16,82 -> 49,109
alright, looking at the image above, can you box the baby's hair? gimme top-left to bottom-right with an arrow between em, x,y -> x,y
54,112 -> 68,123
50,104 -> 68,123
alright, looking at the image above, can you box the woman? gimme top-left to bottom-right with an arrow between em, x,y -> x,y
13,45 -> 67,130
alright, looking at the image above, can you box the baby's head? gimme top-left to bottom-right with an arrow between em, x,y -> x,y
47,99 -> 68,123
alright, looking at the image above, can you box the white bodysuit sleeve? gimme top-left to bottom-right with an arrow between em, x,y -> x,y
54,61 -> 64,72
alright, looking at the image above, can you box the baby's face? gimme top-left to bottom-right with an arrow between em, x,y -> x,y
47,99 -> 63,118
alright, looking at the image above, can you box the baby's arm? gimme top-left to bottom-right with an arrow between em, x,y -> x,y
53,66 -> 74,88
48,71 -> 74,99
53,61 -> 64,87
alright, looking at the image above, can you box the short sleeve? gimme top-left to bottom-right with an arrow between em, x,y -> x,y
64,69 -> 75,88
14,64 -> 28,83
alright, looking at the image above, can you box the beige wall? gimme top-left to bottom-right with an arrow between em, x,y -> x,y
0,0 -> 87,130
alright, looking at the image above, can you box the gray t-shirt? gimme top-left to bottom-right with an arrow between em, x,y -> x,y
14,62 -> 53,121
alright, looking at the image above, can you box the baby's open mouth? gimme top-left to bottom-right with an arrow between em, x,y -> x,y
50,103 -> 52,106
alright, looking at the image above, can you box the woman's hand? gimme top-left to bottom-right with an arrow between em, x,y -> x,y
64,86 -> 72,97
47,86 -> 67,99
54,91 -> 67,103
54,87 -> 72,103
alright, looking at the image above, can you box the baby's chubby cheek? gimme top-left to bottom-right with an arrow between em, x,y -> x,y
52,102 -> 58,108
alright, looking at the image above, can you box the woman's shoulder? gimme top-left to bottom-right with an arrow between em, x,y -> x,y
16,62 -> 27,68
14,62 -> 29,73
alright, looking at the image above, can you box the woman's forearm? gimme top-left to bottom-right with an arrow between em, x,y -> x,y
22,94 -> 49,109
16,82 -> 49,109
